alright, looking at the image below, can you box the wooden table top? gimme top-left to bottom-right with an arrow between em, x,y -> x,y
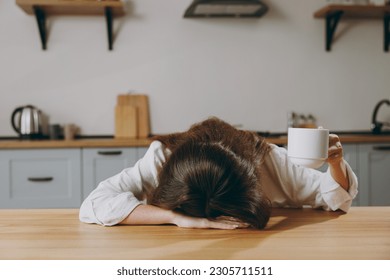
0,207 -> 389,260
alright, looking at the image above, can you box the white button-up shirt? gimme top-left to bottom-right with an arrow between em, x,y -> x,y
79,141 -> 358,226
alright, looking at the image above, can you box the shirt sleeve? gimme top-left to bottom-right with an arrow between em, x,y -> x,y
262,144 -> 358,212
79,141 -> 170,226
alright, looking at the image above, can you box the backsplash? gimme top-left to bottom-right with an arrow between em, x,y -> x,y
0,0 -> 389,136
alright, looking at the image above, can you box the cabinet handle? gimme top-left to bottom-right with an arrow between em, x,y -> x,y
27,177 -> 53,182
97,151 -> 123,156
373,146 -> 390,151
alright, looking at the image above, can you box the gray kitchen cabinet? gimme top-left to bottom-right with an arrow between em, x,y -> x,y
0,146 -> 148,209
1,141 -> 388,208
357,143 -> 390,206
343,144 -> 360,206
0,149 -> 81,208
343,144 -> 358,172
82,147 -> 148,199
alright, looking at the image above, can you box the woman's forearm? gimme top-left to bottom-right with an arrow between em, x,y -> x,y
329,160 -> 349,191
119,204 -> 245,229
119,204 -> 175,225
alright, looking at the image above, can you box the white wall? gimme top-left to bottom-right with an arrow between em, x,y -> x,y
1,0 -> 389,136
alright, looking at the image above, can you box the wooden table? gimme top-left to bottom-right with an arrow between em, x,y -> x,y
0,207 -> 389,260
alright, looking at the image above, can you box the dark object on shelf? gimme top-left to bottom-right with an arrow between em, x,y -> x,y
184,0 -> 268,18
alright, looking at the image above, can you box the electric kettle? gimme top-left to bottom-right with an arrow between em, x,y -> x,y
11,105 -> 48,139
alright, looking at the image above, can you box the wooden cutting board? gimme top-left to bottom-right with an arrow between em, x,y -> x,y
116,94 -> 150,138
115,105 -> 137,138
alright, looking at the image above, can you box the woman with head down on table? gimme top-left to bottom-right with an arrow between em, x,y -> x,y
79,117 -> 358,229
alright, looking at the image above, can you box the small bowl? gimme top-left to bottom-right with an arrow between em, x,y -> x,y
288,156 -> 326,169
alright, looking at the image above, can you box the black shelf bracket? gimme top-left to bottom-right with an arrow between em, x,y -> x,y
31,6 -> 116,51
384,12 -> 390,52
33,6 -> 47,50
105,7 -> 113,51
325,11 -> 343,51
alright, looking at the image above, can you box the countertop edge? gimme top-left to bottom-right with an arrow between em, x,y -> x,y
0,138 -> 153,149
0,135 -> 390,149
266,135 -> 390,146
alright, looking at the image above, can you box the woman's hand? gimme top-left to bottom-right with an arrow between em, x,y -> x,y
327,134 -> 344,165
172,212 -> 249,229
327,134 -> 350,191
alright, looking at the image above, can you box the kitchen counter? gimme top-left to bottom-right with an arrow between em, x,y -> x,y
0,138 -> 152,149
267,134 -> 390,146
0,133 -> 389,149
0,207 -> 389,260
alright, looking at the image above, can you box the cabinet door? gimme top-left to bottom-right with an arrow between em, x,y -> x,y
82,148 -> 140,199
343,144 -> 358,172
137,147 -> 148,159
0,149 -> 81,208
342,144 -> 359,206
358,144 -> 390,206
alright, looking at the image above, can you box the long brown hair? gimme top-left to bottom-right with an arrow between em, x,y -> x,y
151,117 -> 272,229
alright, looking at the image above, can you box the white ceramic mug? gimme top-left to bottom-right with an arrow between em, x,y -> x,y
287,127 -> 329,169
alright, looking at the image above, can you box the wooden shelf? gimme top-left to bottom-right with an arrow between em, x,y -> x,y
15,0 -> 126,50
314,4 -> 390,18
314,4 -> 390,51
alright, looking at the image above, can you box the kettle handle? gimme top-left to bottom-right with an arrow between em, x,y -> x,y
11,106 -> 24,134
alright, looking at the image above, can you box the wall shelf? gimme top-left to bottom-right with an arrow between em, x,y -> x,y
314,4 -> 390,52
16,0 -> 126,50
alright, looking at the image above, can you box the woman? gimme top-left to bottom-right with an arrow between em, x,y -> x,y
79,117 -> 358,229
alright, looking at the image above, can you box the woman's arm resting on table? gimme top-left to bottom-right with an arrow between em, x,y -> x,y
327,134 -> 349,191
119,204 -> 246,229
